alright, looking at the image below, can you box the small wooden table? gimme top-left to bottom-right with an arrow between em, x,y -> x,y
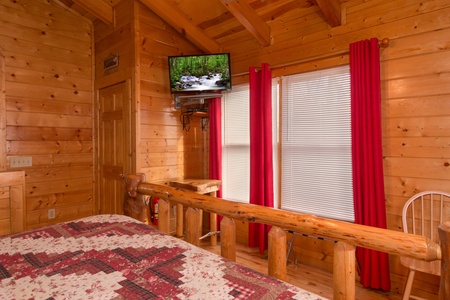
169,179 -> 222,246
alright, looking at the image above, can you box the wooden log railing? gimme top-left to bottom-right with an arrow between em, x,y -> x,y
124,175 -> 449,300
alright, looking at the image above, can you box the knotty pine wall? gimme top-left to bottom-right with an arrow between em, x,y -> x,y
0,0 -> 94,229
137,2 -> 208,181
0,0 -> 448,297
93,0 -> 208,182
93,1 -> 209,230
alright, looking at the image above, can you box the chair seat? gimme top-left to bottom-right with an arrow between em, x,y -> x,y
400,256 -> 441,276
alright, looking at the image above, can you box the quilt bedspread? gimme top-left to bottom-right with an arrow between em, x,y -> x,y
0,214 -> 326,300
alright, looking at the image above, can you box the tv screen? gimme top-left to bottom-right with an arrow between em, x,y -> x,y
168,53 -> 231,94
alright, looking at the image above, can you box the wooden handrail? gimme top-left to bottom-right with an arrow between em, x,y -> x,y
134,181 -> 440,261
124,175 -> 448,300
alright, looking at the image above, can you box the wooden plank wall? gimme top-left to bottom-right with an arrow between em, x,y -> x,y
0,0 -> 447,297
93,0 -> 208,186
92,1 -> 208,230
93,0 -> 136,215
137,2 -> 208,181
136,3 -> 210,231
0,0 -> 94,229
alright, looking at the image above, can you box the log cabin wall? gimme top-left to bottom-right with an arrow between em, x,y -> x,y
93,0 -> 208,184
0,0 -> 448,297
0,0 -> 95,230
136,2 -> 208,181
92,0 -> 208,228
92,0 -> 137,215
136,2 -> 210,232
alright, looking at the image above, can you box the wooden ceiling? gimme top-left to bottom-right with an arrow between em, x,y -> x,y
59,0 -> 348,53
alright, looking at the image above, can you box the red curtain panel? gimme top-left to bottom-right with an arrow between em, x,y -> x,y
248,63 -> 274,253
208,97 -> 223,228
208,96 -> 223,198
350,38 -> 391,290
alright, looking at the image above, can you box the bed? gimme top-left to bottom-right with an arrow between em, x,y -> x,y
0,214 -> 325,300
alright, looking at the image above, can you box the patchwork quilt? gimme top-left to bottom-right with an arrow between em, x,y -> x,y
0,214 -> 326,299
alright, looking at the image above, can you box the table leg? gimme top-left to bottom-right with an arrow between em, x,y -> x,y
210,212 -> 217,246
210,191 -> 218,245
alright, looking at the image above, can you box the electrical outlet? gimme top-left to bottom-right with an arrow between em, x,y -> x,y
10,156 -> 32,167
48,209 -> 56,219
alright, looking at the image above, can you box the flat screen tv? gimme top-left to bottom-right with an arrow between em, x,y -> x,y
168,53 -> 231,94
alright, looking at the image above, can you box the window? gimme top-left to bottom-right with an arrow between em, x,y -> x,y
222,81 -> 279,204
221,67 -> 352,222
222,85 -> 250,203
281,66 -> 354,222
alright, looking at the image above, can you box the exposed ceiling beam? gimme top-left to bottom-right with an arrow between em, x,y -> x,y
315,0 -> 342,27
72,0 -> 113,25
218,0 -> 271,47
139,0 -> 221,54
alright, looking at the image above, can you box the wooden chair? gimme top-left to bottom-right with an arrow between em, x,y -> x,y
400,190 -> 450,300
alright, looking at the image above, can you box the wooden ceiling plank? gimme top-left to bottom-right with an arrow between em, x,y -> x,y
72,0 -> 113,25
315,0 -> 342,27
218,0 -> 271,47
139,0 -> 221,54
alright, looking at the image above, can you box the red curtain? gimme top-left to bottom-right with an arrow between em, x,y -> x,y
248,63 -> 274,253
208,97 -> 222,199
350,38 -> 391,290
208,97 -> 223,228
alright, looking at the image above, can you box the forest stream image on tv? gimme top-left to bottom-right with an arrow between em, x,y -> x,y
169,53 -> 232,93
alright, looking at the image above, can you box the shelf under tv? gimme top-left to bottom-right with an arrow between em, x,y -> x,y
173,93 -> 222,110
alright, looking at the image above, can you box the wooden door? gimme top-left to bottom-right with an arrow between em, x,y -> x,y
98,82 -> 132,215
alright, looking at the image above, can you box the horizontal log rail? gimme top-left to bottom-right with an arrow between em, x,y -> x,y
124,175 -> 448,300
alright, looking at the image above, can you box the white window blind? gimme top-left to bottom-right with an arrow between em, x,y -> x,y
222,80 -> 279,205
222,85 -> 250,203
281,66 -> 354,222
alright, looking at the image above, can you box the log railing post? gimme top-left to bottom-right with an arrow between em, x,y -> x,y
123,173 -> 147,222
438,221 -> 450,300
220,217 -> 236,261
158,197 -> 170,234
333,241 -> 356,300
268,226 -> 287,281
185,207 -> 201,247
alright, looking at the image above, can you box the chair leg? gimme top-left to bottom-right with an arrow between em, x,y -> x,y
402,269 -> 416,300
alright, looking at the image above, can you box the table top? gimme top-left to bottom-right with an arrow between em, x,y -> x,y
168,179 -> 222,194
